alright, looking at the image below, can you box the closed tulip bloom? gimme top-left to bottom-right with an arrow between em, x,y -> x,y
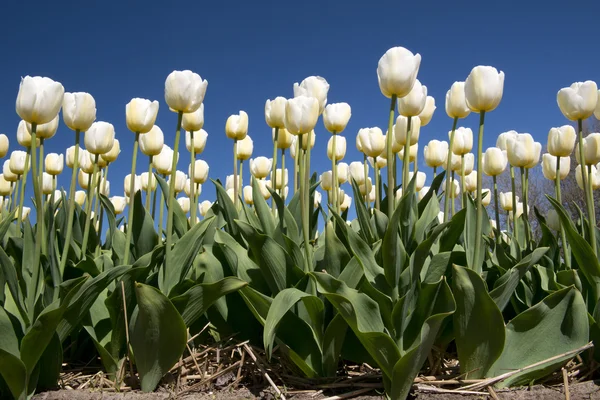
62,92 -> 96,132
408,171 -> 426,191
357,127 -> 385,157
395,188 -> 404,200
575,133 -> 600,165
27,115 -> 59,140
225,111 -> 249,140
102,139 -> 121,163
164,70 -> 207,113
256,179 -> 271,200
242,186 -> 254,205
482,147 -> 507,176
140,172 -> 157,191
3,161 -> 18,182
45,153 -> 64,175
299,131 -> 316,150
250,157 -> 272,179
368,156 -> 388,169
236,135 -> 253,160
576,164 -> 600,190
285,96 -> 319,135
320,171 -> 333,191
124,174 -> 142,196
79,150 -> 95,173
542,154 -> 570,181
185,129 -> 208,154
340,193 -> 352,211
177,197 -> 191,213
445,152 -> 461,172
50,189 -> 65,204
85,122 -> 115,155
383,133 -> 402,155
510,202 -> 529,221
417,186 -> 430,201
9,151 -> 28,175
418,96 -> 436,126
337,162 -> 349,184
507,133 -> 535,167
349,161 -> 367,184
368,186 -> 376,203
557,81 -> 598,121
74,190 -> 86,206
182,104 -> 204,132
464,170 -> 477,192
464,66 -> 505,112
170,170 -> 187,194
496,130 -> 518,151
265,97 -> 287,128
394,115 -> 421,146
16,120 -> 38,148
154,145 -> 177,175
293,76 -> 330,114
199,200 -> 213,217
137,125 -> 164,157
99,179 -> 110,196
314,191 -> 322,208
450,127 -> 473,155
226,188 -> 235,201
323,102 -> 351,133
327,136 -> 346,161
443,178 -> 460,198
272,168 -> 289,189
499,192 -> 518,211
398,143 -> 419,163
66,146 -> 82,168
525,142 -> 542,169
96,154 -> 109,169
16,76 -> 65,124
41,172 -> 55,194
272,127 -> 293,149
397,79 -> 427,117
78,170 -> 92,189
188,159 -> 208,184
424,140 -> 448,168
225,175 -> 239,191
548,125 -> 576,157
0,175 -> 12,196
477,188 -> 492,207
462,153 -> 475,174
126,98 -> 159,134
377,47 -> 421,98
21,207 -> 31,219
110,196 -> 127,214
445,81 -> 471,119
359,178 -> 373,196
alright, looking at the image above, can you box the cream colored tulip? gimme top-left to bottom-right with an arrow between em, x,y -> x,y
170,171 -> 187,194
327,136 -> 346,161
314,191 -> 322,208
462,153 -> 475,175
189,159 -> 209,184
79,150 -> 95,174
525,142 -> 542,169
177,197 -> 191,213
576,165 -> 600,190
397,79 -> 427,117
101,139 -> 120,163
250,157 -> 272,179
445,81 -> 470,119
443,178 -> 460,198
359,178 -> 373,196
85,122 -> 115,155
323,103 -> 352,133
75,190 -> 86,207
450,127 -> 473,155
78,170 -> 91,190
510,202 -> 529,221
418,96 -> 436,126
17,120 -> 38,148
164,70 -> 207,113
542,154 -> 570,181
9,151 -> 28,175
340,193 -> 352,211
408,171 -> 426,191
424,140 -> 448,168
185,129 -> 208,154
265,97 -> 287,129
243,186 -> 254,205
394,188 -> 403,200
182,104 -> 204,132
272,169 -> 288,189
154,145 -> 177,175
548,125 -> 576,157
418,186 -> 430,201
199,200 -> 213,216
226,188 -> 235,201
126,98 -> 159,133
299,131 -> 316,150
65,146 -> 81,169
236,135 -> 253,161
3,161 -> 18,182
27,115 -> 59,139
124,174 -> 142,196
99,179 -> 110,196
41,172 -> 55,195
320,171 -> 333,191
21,207 -> 31,219
368,156 -> 387,169
293,76 -> 329,114
575,133 -> 600,165
16,76 -> 65,125
337,162 -> 349,184
62,92 -> 96,132
464,66 -> 505,112
225,174 -> 239,191
377,47 -> 421,98
477,188 -> 491,207
357,127 -> 385,157
110,196 -> 127,214
398,143 -> 419,163
285,96 -> 319,135
272,127 -> 293,149
45,153 -> 63,175
140,172 -> 157,191
394,115 -> 421,146
349,161 -> 367,185
140,125 -> 165,156
482,147 -> 507,176
0,175 -> 12,196
256,179 -> 271,200
225,111 -> 249,140
507,133 -> 535,167
384,133 -> 402,154
557,81 -> 598,121
496,130 -> 518,151
464,170 -> 477,192
499,192 -> 518,212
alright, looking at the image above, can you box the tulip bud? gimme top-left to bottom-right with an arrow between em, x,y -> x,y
154,145 -> 177,175
337,163 -> 349,184
45,153 -> 64,175
398,143 -> 419,163
17,120 -> 38,148
368,186 -> 376,203
3,161 -> 18,182
186,129 -> 208,154
0,175 -> 12,196
27,115 -> 59,140
243,186 -> 254,205
408,171 -> 426,191
542,154 -> 570,181
0,135 -> 8,159
170,171 -> 187,194
189,159 -> 209,184
576,165 -> 600,190
320,171 -> 333,191
377,47 -> 421,98
464,170 -> 477,192
395,188 -> 403,200
359,178 -> 373,196
548,125 -> 576,157
50,189 -> 64,205
449,127 -> 473,156
16,76 -> 65,125
225,175 -> 239,191
126,98 -> 159,134
368,156 -> 387,169
575,133 -> 600,165
443,178 -> 461,198
9,151 -> 28,175
85,122 -> 115,155
65,146 -> 80,169
99,179 -> 110,197
256,179 -> 271,200
445,153 -> 461,172
546,209 -> 561,231
299,131 -> 316,150
164,70 -> 207,113
349,161 -> 367,185
418,96 -> 436,126
496,130 -> 518,151
424,140 -> 448,168
199,200 -> 213,217
100,140 -> 120,164
557,81 -> 598,121
140,125 -> 165,156
340,193 -> 352,212
510,202 -> 529,221
462,153 -> 475,175
314,191 -> 322,208
265,97 -> 287,129
78,170 -> 91,190
482,147 -> 507,176
507,133 -> 535,168
182,104 -> 204,132
294,76 -> 329,114
476,188 -> 491,207
327,136 -> 346,161
226,188 -> 235,201
75,190 -> 86,206
272,127 -> 293,149
62,92 -> 96,132
323,103 -> 352,133
140,172 -> 157,191
110,196 -> 127,214
236,135 -> 253,161
465,66 -> 505,112
124,174 -> 142,196
445,81 -> 471,119
250,157 -> 272,179
418,186 -> 430,201
177,197 -> 191,213
42,172 -> 55,195
21,207 -> 31,219
499,192 -> 519,212
79,150 -> 95,174
271,169 -> 288,189
285,96 -> 320,135
524,142 -> 542,169
397,79 -> 427,117
225,111 -> 249,140
357,127 -> 385,157
394,116 -> 421,146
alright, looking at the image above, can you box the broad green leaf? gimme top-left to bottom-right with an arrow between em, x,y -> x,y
452,266 -> 504,378
131,283 -> 187,392
322,313 -> 347,377
132,190 -> 158,259
212,179 -> 241,241
252,177 -> 275,235
415,192 -> 440,244
0,246 -> 28,326
320,221 -> 351,278
417,171 -> 445,216
439,208 -> 466,252
34,333 -> 62,391
155,174 -> 188,238
382,197 -> 408,290
0,349 -> 27,400
350,178 -> 375,244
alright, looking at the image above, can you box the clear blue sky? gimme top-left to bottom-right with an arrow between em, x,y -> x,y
1,0 -> 599,204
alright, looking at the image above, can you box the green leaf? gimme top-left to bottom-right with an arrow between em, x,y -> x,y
322,313 -> 347,377
132,190 -> 158,259
0,348 -> 27,400
155,174 -> 188,238
487,286 -> 589,387
382,197 -> 408,290
252,177 -> 275,235
439,208 -> 466,252
131,283 -> 187,392
350,178 -> 375,244
415,192 -> 440,244
212,179 -> 242,241
452,265 -> 505,378
320,221 -> 351,278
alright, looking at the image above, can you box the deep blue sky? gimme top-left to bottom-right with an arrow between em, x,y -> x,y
1,0 -> 599,205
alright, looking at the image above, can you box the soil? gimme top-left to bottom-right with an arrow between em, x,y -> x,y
32,381 -> 600,400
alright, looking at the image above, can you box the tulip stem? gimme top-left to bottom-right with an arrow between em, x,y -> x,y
473,111 -> 485,274
402,116 -> 412,199
451,172 -> 456,217
39,138 -> 46,254
555,157 -> 570,268
364,155 -> 369,208
189,131 -> 197,225
93,169 -> 102,231
520,167 -> 531,247
510,166 -> 518,242
460,154 -> 465,209
10,181 -> 17,213
150,157 -> 157,220
493,175 -> 500,242
587,164 -> 597,256
272,128 -> 279,213
158,174 -> 166,239
233,139 -> 239,208
577,119 -> 588,197
299,135 -> 310,271
331,133 -> 338,220
17,149 -> 31,228
281,149 -> 286,201
146,155 -> 153,212
28,124 -> 43,317
433,166 -> 437,179
444,117 -> 458,222
294,138 -> 300,195
82,155 -> 99,257
305,134 -> 314,270
386,95 -> 397,217
165,112 -> 183,266
59,130 -> 80,274
375,165 -> 381,211
123,133 -> 139,265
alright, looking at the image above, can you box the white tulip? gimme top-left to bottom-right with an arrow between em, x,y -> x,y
45,153 -> 64,175
418,186 -> 430,201
327,136 -> 347,161
124,174 -> 142,196
285,96 -> 320,135
394,115 -> 421,146
236,135 -> 253,161
299,131 -> 316,150
377,47 -> 421,98
272,169 -> 288,189
225,111 -> 249,140
323,103 -> 352,133
482,147 -> 507,176
442,178 -> 460,198
16,76 -> 65,124
62,92 -> 96,132
314,191 -> 322,208
499,192 -> 519,212
265,97 -> 287,129
340,193 -> 352,212
27,115 -> 59,139
99,179 -> 110,196
464,66 -> 505,112
477,188 -> 492,207
349,161 -> 367,185
357,127 -> 385,157
507,133 -> 535,168
85,122 -> 115,155
368,156 -> 387,169
548,125 -> 577,157
140,172 -> 157,191
177,197 -> 191,213
42,172 -> 55,195
199,200 -> 213,217
250,157 -> 272,179
9,151 -> 28,175
154,145 -> 177,175
243,186 -> 254,205
445,81 -> 470,119
557,81 -> 598,121
185,129 -> 208,154
337,162 -> 349,184
110,196 -> 127,214
397,79 -> 427,117
293,76 -> 329,114
424,140 -> 448,168
170,171 -> 187,194
450,127 -> 473,155
398,143 -> 419,163
408,171 -> 426,191
575,133 -> 600,165
464,170 -> 477,192
3,160 -> 18,182
126,98 -> 159,134
74,190 -> 86,207
17,120 -> 38,148
0,175 -> 12,196
272,127 -> 293,149
576,165 -> 600,190
140,125 -> 165,156
164,70 -> 207,113
418,96 -> 436,126
226,174 -> 240,191
182,104 -> 204,132
524,142 -> 542,169
102,139 -> 121,163
496,130 -> 518,151
320,171 -> 333,191
542,154 -> 570,181
359,178 -> 373,196
79,149 -> 95,174
21,207 -> 31,219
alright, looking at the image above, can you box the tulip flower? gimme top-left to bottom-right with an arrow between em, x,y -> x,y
506,133 -> 536,243
284,96 -> 319,136
525,142 -> 542,169
476,188 -> 492,207
273,127 -> 293,150
397,79 -> 427,117
21,207 -> 30,219
0,175 -> 12,197
16,120 -> 37,148
63,92 -> 96,132
16,76 -> 65,125
323,103 -> 351,134
45,153 -> 63,175
340,193 -> 352,212
99,179 -> 110,197
270,169 -> 288,190
199,200 -> 213,217
398,143 -> 419,164
450,127 -> 473,156
337,162 -> 349,184
418,96 -> 436,126
395,116 -> 421,146
237,135 -> 254,161
543,152 -> 571,265
0,134 -> 8,159
271,127 -> 292,205
464,170 -> 477,193
417,186 -> 430,201
424,140 -> 448,174
27,115 -> 59,140
85,122 -> 115,156
102,139 -> 121,164
408,171 -> 426,191
79,150 -> 95,174
185,129 -> 208,154
294,76 -> 330,114
139,125 -> 165,157
176,197 -> 191,214
349,161 -> 367,185
225,111 -> 249,141
320,171 -> 333,191
41,172 -> 54,195
327,136 -> 346,161
377,47 -> 421,99
74,190 -> 86,207
482,147 -> 507,232
242,185 -> 254,205
575,133 -> 600,166
124,174 -> 142,197
9,151 -> 28,175
140,172 -> 157,191
3,161 -> 17,182
109,196 -> 126,215
548,125 -> 576,157
169,170 -> 187,195
265,97 -> 287,129
368,186 -> 376,204
182,103 -> 204,132
358,127 -> 385,208
396,80 -> 425,191
256,179 -> 271,200
368,156 -> 388,169
359,178 -> 373,197
189,159 -> 209,184
499,192 -> 518,212
154,145 -> 177,175
314,191 -> 322,208
446,81 -> 471,120
395,188 -> 404,201
250,157 -> 272,179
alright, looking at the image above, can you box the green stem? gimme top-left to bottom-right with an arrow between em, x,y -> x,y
299,135 -> 310,271
460,154 -> 466,209
150,157 -> 157,220
520,167 -> 531,247
331,133 -> 338,218
59,130 -> 80,274
473,111 -> 486,274
28,123 -> 43,318
190,131 -> 196,225
375,164 -> 381,211
510,166 -> 517,242
444,117 -> 459,222
493,175 -> 500,242
433,166 -> 437,179
81,155 -> 99,257
95,207 -> 105,258
165,112 -> 183,264
294,137 -> 300,195
145,154 -> 153,211
555,157 -> 570,268
402,117 -> 412,200
450,171 -> 456,218
281,149 -> 286,201
386,94 -> 397,217
158,174 -> 166,239
123,133 -> 139,265
39,139 -> 46,254
587,164 -> 597,256
364,154 -> 369,208
577,119 -> 588,197
233,139 -> 239,207
272,128 -> 279,213
17,149 -> 30,227
239,161 -> 244,203
305,133 -> 313,270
